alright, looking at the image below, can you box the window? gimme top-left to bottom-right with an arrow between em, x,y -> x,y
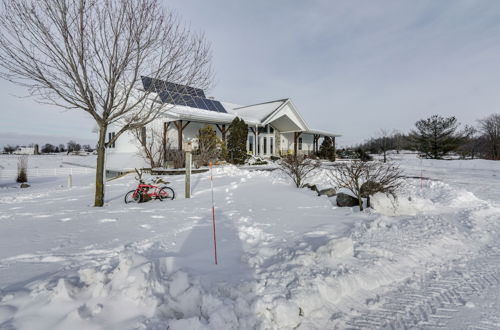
270,137 -> 273,155
108,132 -> 116,148
258,125 -> 268,134
269,126 -> 274,133
298,137 -> 303,151
248,136 -> 253,152
263,137 -> 267,154
257,137 -> 260,154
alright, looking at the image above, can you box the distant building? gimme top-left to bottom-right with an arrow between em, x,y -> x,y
13,146 -> 38,155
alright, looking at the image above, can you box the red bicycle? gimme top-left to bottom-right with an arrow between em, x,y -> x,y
124,170 -> 175,204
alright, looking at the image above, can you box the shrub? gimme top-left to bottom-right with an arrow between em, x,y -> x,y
197,125 -> 220,166
226,117 -> 248,164
319,136 -> 335,161
328,160 -> 403,211
16,155 -> 28,183
279,155 -> 320,188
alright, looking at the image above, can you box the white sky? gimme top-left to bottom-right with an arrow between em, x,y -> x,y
1,0 -> 500,147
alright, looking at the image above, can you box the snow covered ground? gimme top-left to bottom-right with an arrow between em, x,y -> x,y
0,154 -> 499,329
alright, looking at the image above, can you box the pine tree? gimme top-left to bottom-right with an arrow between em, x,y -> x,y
319,136 -> 335,161
411,115 -> 464,159
227,117 -> 248,164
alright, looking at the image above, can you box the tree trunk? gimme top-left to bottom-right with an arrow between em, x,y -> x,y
358,196 -> 363,211
367,195 -> 371,208
94,125 -> 107,207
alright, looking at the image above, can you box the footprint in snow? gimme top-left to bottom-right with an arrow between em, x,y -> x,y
140,224 -> 152,229
60,217 -> 72,222
151,215 -> 165,219
100,218 -> 117,223
34,215 -> 51,218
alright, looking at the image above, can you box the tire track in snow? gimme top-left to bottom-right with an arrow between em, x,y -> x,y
343,236 -> 500,329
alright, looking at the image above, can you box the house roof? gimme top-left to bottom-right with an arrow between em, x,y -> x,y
231,99 -> 288,122
151,88 -> 340,137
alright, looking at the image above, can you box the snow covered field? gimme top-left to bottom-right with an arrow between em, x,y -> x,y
1,154 -> 500,329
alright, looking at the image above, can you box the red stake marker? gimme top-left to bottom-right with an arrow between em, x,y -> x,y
209,162 -> 218,265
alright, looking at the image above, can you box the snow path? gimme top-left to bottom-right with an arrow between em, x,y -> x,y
1,155 -> 500,329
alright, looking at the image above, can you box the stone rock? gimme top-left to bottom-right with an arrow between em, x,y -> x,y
303,183 -> 319,193
336,192 -> 359,207
318,188 -> 336,197
20,183 -> 30,188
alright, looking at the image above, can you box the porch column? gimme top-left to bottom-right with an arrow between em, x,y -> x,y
254,126 -> 259,156
173,120 -> 190,150
216,124 -> 229,143
163,122 -> 171,164
332,136 -> 336,161
294,132 -> 302,156
313,134 -> 320,154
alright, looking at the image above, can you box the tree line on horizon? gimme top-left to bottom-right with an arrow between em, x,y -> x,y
356,113 -> 500,160
2,141 -> 94,154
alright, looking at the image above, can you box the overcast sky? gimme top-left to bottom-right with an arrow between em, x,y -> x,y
1,0 -> 500,147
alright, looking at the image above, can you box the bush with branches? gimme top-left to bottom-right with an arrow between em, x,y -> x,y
279,155 -> 321,188
197,125 -> 221,166
328,160 -> 403,211
16,155 -> 28,183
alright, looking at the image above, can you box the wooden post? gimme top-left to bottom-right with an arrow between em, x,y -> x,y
294,132 -> 302,156
163,122 -> 170,165
216,124 -> 228,143
67,174 -> 72,188
185,142 -> 192,198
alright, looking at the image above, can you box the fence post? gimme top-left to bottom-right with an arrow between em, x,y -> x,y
68,174 -> 73,188
185,142 -> 192,198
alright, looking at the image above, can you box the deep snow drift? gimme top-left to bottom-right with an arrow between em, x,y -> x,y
0,153 -> 500,329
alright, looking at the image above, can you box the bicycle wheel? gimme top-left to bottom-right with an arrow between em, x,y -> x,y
124,190 -> 142,204
158,187 -> 175,201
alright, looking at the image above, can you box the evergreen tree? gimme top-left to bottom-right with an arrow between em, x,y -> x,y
226,117 -> 248,164
319,136 -> 335,161
410,115 -> 464,159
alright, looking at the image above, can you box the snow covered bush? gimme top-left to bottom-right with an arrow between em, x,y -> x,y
328,160 -> 403,210
16,155 -> 28,183
279,155 -> 320,188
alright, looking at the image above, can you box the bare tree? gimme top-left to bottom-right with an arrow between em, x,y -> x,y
132,124 -> 164,168
279,155 -> 321,188
328,160 -> 403,211
478,114 -> 500,160
0,0 -> 212,206
378,129 -> 391,163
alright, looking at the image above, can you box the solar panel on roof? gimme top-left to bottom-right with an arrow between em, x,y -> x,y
213,101 -> 227,113
142,76 -> 225,113
141,76 -> 153,91
204,99 -> 218,112
193,97 -> 208,110
182,95 -> 197,108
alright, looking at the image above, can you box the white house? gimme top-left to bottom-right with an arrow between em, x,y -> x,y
106,77 -> 340,169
